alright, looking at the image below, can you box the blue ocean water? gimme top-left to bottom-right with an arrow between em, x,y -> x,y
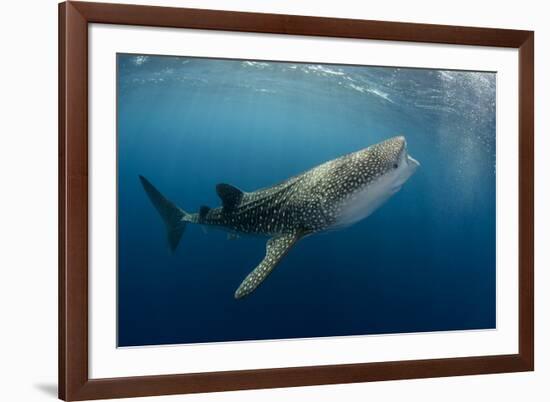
117,54 -> 496,347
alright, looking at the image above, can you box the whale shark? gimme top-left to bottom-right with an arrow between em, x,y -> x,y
139,136 -> 419,299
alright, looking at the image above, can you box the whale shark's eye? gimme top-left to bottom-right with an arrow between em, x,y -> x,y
393,163 -> 398,169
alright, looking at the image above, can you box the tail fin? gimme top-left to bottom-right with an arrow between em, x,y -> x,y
139,175 -> 188,252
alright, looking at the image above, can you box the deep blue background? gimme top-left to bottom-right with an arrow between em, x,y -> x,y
117,55 -> 496,347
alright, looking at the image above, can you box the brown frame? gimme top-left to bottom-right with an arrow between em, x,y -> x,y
59,1 -> 534,400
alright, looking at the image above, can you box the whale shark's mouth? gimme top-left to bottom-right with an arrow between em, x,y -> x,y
399,138 -> 420,170
407,155 -> 420,168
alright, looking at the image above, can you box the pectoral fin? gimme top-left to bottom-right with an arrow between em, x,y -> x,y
234,232 -> 302,299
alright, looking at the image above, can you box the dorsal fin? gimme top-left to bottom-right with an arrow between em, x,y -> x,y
216,183 -> 244,210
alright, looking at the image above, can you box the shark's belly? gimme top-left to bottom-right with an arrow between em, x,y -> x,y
331,179 -> 400,229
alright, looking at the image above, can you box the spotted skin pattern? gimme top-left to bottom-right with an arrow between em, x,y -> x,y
234,232 -> 301,299
140,136 -> 419,299
193,137 -> 407,234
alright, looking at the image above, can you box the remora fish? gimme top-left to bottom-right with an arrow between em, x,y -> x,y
140,136 -> 419,299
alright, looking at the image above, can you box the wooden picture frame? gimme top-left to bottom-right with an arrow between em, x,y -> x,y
59,1 -> 534,400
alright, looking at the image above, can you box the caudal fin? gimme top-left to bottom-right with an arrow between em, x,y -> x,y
139,175 -> 188,252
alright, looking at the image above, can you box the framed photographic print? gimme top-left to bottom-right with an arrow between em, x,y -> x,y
59,1 -> 534,400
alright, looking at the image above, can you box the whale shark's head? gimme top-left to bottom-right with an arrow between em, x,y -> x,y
362,135 -> 420,189
328,136 -> 419,228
